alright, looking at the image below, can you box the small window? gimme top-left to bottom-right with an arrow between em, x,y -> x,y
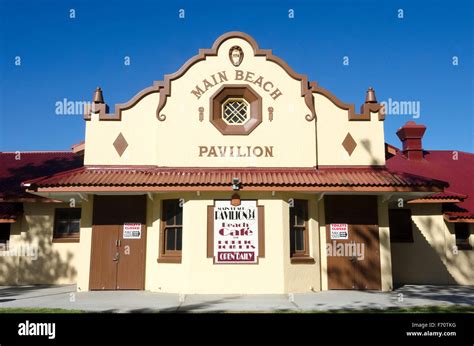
53,208 -> 81,242
210,85 -> 262,135
289,200 -> 312,263
159,199 -> 183,263
455,223 -> 472,250
389,209 -> 413,243
222,98 -> 249,125
0,223 -> 11,249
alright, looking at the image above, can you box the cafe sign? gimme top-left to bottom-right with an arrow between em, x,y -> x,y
214,200 -> 259,264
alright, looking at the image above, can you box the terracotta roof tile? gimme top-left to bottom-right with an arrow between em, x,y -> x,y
24,166 -> 446,191
0,151 -> 83,199
387,150 -> 474,218
426,192 -> 467,200
444,211 -> 474,221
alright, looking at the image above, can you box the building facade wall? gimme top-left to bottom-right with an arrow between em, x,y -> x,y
77,33 -> 392,293
378,197 -> 393,291
76,197 -> 93,292
143,192 -> 321,294
73,192 -> 400,293
74,192 -> 325,294
445,222 -> 474,285
282,193 -> 321,293
0,203 -> 80,285
10,32 -> 471,293
314,94 -> 385,166
4,195 -> 470,291
391,204 -> 474,285
84,93 -> 160,166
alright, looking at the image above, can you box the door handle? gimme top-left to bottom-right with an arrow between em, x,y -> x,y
113,252 -> 120,262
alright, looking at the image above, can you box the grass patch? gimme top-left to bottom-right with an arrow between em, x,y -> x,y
0,308 -> 84,314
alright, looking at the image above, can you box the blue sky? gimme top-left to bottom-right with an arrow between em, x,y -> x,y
0,0 -> 472,152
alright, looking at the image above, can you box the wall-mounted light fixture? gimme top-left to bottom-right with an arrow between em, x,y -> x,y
232,177 -> 240,191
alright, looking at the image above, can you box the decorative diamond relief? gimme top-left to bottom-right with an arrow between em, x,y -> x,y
342,133 -> 357,156
113,133 -> 128,157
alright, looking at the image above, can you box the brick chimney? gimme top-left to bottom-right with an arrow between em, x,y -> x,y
396,121 -> 426,160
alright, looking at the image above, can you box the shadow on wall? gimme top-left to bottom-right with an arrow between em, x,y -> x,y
360,139 -> 382,166
391,217 -> 458,286
328,252 -> 382,289
0,215 -> 77,286
325,196 -> 382,290
327,225 -> 382,290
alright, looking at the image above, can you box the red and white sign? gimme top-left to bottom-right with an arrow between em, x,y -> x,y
214,200 -> 258,264
123,223 -> 142,239
330,223 -> 348,240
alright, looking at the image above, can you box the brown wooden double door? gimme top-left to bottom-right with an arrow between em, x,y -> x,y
89,196 -> 147,290
325,196 -> 382,290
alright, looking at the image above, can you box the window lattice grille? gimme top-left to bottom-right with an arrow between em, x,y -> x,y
222,99 -> 249,124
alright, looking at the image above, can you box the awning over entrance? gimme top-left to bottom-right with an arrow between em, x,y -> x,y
23,166 -> 447,193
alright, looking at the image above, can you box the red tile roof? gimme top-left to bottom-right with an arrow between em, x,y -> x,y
408,191 -> 467,203
386,150 -> 474,219
444,211 -> 474,221
422,192 -> 467,200
0,151 -> 83,200
24,166 -> 446,192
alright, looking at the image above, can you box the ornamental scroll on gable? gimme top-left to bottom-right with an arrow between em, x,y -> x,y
154,31 -> 316,124
147,32 -> 321,167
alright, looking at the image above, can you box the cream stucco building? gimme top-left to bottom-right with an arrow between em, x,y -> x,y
1,32 -> 472,293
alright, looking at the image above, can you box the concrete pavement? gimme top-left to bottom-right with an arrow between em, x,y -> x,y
0,285 -> 472,313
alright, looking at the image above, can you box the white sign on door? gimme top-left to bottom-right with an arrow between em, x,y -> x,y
330,223 -> 348,240
123,223 -> 142,239
213,200 -> 259,264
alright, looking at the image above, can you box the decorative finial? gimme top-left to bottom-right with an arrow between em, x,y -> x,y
93,87 -> 104,104
365,87 -> 377,103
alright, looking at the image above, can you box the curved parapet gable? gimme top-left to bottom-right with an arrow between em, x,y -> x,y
84,83 -> 162,121
313,82 -> 386,166
83,33 -> 382,125
155,31 -> 316,122
82,31 -> 387,168
310,81 -> 385,121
